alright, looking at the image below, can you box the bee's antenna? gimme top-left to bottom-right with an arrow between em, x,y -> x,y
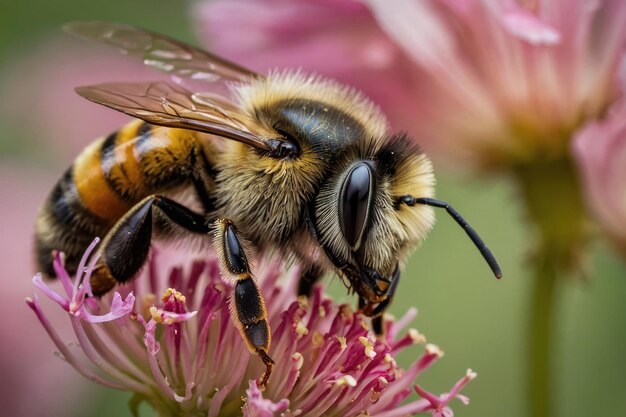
398,196 -> 502,279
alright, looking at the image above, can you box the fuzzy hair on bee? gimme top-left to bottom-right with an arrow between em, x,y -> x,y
35,22 -> 501,388
216,71 -> 434,266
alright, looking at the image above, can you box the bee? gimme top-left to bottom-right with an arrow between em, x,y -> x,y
35,22 -> 501,387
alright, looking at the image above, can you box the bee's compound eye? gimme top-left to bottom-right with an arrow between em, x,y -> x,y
339,162 -> 375,248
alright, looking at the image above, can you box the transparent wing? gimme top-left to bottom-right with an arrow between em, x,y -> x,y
76,81 -> 275,151
64,21 -> 260,83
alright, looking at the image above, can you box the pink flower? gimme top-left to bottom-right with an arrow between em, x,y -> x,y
193,0 -> 425,136
0,165 -> 87,417
30,239 -> 135,323
365,0 -> 626,167
197,0 -> 626,168
573,99 -> 626,257
27,242 -> 475,416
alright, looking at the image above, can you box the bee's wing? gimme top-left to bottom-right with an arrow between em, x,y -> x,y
64,21 -> 260,83
76,81 -> 276,151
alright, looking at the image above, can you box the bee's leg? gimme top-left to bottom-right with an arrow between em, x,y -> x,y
362,267 -> 393,297
372,316 -> 385,336
357,296 -> 385,335
362,265 -> 400,336
297,265 -> 324,297
191,151 -> 217,213
213,219 -> 274,389
358,296 -> 384,336
90,195 -> 211,295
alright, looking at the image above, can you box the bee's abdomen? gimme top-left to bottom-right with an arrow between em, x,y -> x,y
35,165 -> 113,277
35,120 -> 214,277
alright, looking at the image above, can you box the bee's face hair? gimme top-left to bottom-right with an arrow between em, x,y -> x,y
314,133 -> 436,276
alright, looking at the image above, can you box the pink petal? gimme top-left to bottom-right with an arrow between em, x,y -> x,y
143,319 -> 160,356
456,394 -> 471,405
573,99 -> 626,255
243,380 -> 290,417
82,292 -> 136,323
52,252 -> 74,297
442,369 -> 477,403
500,6 -> 561,45
414,384 -> 442,406
158,309 -> 198,323
72,237 -> 101,296
32,274 -> 68,310
434,407 -> 454,417
365,0 -> 455,70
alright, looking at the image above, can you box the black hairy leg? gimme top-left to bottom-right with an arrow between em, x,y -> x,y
213,219 -> 274,389
90,195 -> 212,296
297,264 -> 324,297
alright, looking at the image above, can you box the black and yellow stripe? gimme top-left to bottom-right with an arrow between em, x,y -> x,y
35,120 -> 216,278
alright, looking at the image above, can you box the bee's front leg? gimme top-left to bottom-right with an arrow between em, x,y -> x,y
361,264 -> 400,336
297,265 -> 324,297
212,219 -> 274,389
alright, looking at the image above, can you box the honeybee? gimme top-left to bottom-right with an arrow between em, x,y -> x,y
35,22 -> 501,387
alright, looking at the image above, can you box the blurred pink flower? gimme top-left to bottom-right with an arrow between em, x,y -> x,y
573,100 -> 626,257
193,0 -> 427,136
0,164 -> 86,417
366,0 -> 626,167
28,242 -> 475,416
196,0 -> 626,168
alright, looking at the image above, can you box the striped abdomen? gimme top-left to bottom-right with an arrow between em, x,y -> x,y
35,120 -> 216,277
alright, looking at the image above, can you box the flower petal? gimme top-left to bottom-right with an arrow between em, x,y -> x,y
32,273 -> 68,310
243,380 -> 290,417
573,99 -> 626,255
82,292 -> 136,323
499,5 -> 561,45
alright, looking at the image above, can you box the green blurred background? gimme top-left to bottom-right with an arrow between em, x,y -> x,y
1,1 -> 624,416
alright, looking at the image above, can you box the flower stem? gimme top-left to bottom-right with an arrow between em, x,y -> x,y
513,156 -> 589,417
529,252 -> 558,417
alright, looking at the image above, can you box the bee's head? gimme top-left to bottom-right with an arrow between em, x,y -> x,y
313,133 -> 436,299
